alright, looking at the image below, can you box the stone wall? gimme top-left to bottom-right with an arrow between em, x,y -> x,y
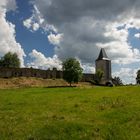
0,67 -> 63,79
0,67 -> 94,82
81,73 -> 94,82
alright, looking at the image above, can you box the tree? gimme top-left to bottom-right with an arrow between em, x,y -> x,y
94,69 -> 104,84
112,76 -> 123,86
0,52 -> 20,68
62,58 -> 83,86
136,70 -> 140,84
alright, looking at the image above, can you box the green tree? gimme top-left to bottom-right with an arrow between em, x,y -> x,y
62,58 -> 83,86
0,52 -> 20,68
94,69 -> 104,84
136,70 -> 140,84
112,76 -> 123,86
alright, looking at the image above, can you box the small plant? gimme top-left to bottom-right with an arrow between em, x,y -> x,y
94,69 -> 104,85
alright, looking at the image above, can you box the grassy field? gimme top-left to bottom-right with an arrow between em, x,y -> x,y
0,86 -> 140,140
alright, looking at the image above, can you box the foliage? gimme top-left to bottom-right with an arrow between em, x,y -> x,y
0,52 -> 20,68
62,58 -> 83,86
0,86 -> 140,139
94,69 -> 104,84
136,69 -> 140,84
112,76 -> 123,86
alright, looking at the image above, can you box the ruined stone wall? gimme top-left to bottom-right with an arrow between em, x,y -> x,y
81,73 -> 94,82
0,68 -> 63,79
0,67 -> 94,82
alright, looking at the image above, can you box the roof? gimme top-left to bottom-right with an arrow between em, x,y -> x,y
96,48 -> 110,61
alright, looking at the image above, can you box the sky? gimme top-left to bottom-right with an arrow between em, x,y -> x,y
0,0 -> 140,84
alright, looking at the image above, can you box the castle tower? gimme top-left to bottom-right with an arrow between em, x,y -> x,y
95,48 -> 111,83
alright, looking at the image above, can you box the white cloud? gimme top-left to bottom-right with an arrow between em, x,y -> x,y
23,5 -> 43,32
23,0 -> 140,83
23,15 -> 41,32
48,33 -> 63,45
82,64 -> 95,74
33,23 -> 40,31
23,5 -> 57,33
113,68 -> 138,84
134,33 -> 140,38
0,0 -> 25,67
28,49 -> 96,74
125,18 -> 140,29
27,49 -> 62,70
97,23 -> 140,64
23,18 -> 32,29
25,1 -> 140,66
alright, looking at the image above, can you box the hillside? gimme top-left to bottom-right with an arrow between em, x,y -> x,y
0,77 -> 93,89
0,86 -> 140,139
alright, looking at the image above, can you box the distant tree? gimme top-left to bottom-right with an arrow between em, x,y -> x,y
94,69 -> 104,84
0,52 -> 20,68
112,76 -> 123,86
136,70 -> 140,84
62,58 -> 83,86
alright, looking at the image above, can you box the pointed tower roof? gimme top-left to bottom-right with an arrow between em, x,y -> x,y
96,48 -> 110,61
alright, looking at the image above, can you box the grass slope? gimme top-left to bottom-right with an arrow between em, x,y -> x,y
0,86 -> 140,140
0,77 -> 93,89
0,78 -> 69,89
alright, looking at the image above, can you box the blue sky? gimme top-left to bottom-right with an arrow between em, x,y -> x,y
1,0 -> 140,84
6,0 -> 54,62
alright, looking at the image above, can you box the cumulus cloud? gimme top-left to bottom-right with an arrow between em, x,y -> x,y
27,49 -> 96,75
32,0 -> 140,25
23,5 -> 57,33
23,5 -> 42,31
27,49 -> 62,70
0,0 -> 25,67
82,63 -> 95,74
24,0 -> 140,66
97,25 -> 140,64
113,68 -> 138,84
134,33 -> 140,38
22,0 -> 140,84
48,33 -> 63,45
23,18 -> 32,29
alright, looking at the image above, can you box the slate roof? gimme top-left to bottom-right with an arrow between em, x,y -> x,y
96,48 -> 110,61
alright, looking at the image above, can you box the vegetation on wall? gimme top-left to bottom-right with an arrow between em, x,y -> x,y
94,69 -> 104,84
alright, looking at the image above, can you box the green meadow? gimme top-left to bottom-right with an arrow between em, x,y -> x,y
0,86 -> 140,140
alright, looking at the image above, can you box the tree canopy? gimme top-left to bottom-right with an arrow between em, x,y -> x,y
62,58 -> 83,86
112,76 -> 123,86
136,70 -> 140,84
0,52 -> 20,68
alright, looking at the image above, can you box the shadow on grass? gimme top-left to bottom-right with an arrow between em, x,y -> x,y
46,86 -> 77,88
